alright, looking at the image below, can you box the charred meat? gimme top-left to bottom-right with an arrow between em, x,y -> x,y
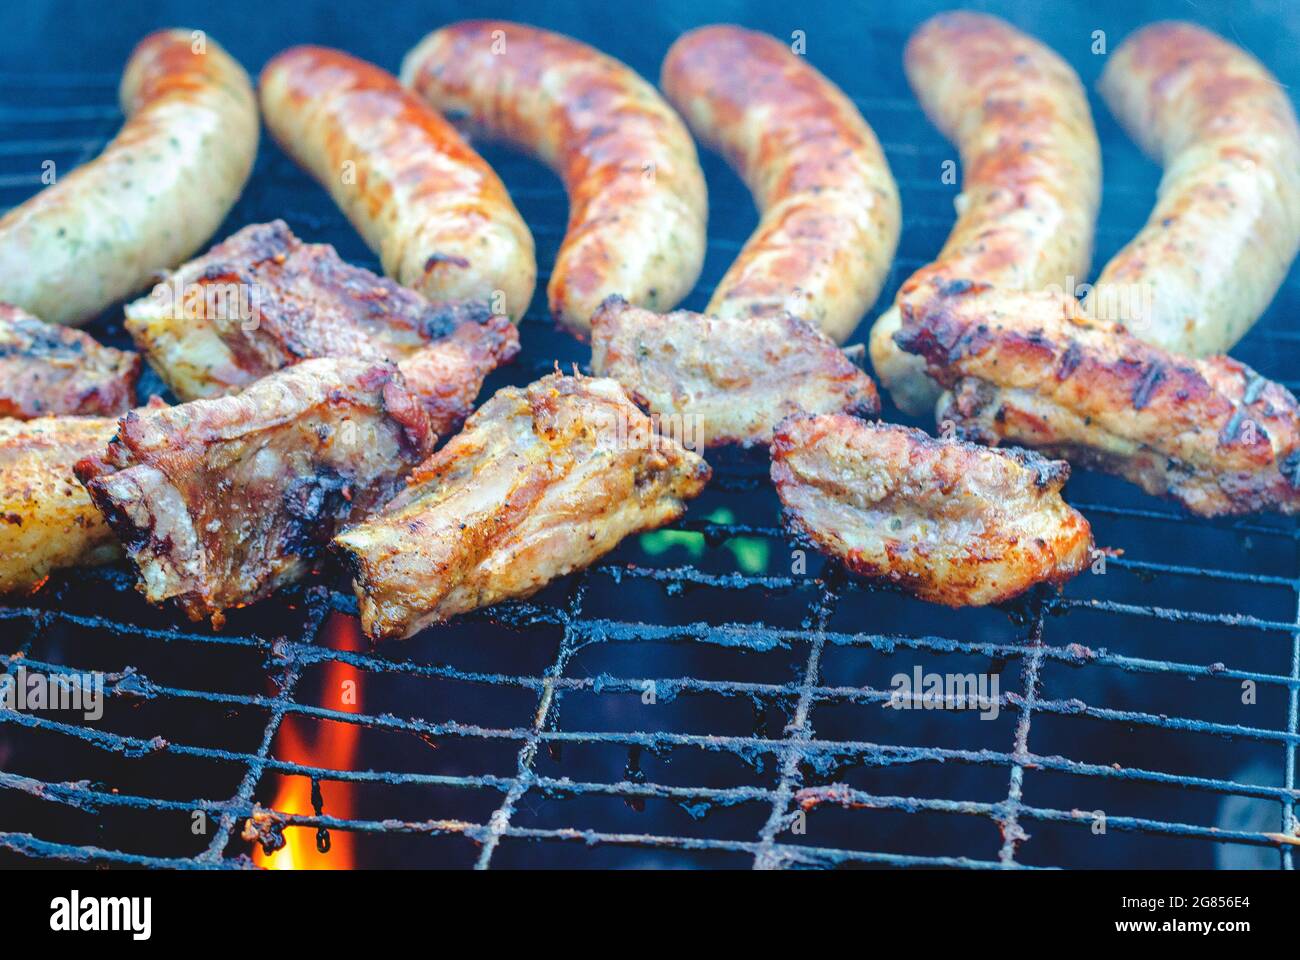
771,416 -> 1094,606
393,313 -> 522,440
75,358 -> 435,625
123,220 -> 517,433
335,373 -> 712,640
895,278 -> 1300,517
0,302 -> 139,419
590,296 -> 879,447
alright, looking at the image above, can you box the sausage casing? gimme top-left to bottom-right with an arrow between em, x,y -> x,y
661,25 -> 900,343
869,12 -> 1100,415
0,29 -> 258,325
260,46 -> 536,321
401,20 -> 707,335
1086,22 -> 1300,355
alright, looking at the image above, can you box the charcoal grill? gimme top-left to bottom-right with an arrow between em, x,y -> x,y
0,1 -> 1297,870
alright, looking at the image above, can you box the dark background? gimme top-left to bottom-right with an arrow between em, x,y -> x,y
2,0 -> 1298,93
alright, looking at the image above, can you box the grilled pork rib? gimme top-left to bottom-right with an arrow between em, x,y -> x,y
75,358 -> 435,626
590,297 -> 879,447
335,373 -> 712,640
0,415 -> 129,593
895,278 -> 1300,517
771,416 -> 1093,606
124,220 -> 518,435
0,303 -> 140,419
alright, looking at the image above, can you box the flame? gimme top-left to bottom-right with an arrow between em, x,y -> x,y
254,612 -> 364,870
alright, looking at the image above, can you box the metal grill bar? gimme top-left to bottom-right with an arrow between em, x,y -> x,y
197,593 -> 330,864
2,760 -> 1288,866
14,763 -> 1289,842
9,701 -> 1297,812
1285,595 -> 1300,869
997,613 -> 1045,864
0,825 -> 1024,870
11,587 -> 1300,711
473,576 -> 589,868
752,578 -> 839,868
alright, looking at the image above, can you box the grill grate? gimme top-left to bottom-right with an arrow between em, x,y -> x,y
0,27 -> 1298,869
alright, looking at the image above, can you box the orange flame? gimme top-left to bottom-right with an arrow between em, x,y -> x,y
254,612 -> 364,870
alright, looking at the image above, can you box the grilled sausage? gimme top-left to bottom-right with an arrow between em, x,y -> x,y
1084,22 -> 1300,355
0,29 -> 258,326
400,20 -> 708,335
868,12 -> 1100,415
260,46 -> 536,321
661,25 -> 900,342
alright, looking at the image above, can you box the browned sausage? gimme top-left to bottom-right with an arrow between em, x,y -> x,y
401,20 -> 708,336
0,29 -> 258,325
869,12 -> 1101,415
260,46 -> 536,320
1085,22 -> 1300,355
661,25 -> 900,342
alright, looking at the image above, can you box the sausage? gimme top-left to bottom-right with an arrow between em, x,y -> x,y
0,29 -> 258,326
868,12 -> 1100,415
1085,22 -> 1300,355
400,20 -> 707,336
661,25 -> 900,343
260,46 -> 536,321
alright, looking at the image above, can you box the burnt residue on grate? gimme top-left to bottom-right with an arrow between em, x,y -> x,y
1,19 -> 1299,870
